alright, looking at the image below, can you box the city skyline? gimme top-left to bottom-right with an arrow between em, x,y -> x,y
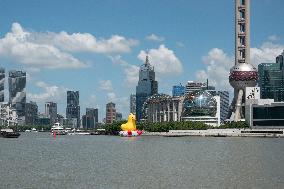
0,0 -> 284,120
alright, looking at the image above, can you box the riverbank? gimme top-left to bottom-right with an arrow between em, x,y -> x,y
142,129 -> 284,138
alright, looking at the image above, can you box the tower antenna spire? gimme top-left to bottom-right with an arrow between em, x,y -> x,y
145,50 -> 149,65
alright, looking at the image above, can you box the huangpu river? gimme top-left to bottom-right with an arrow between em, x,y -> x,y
1,133 -> 284,189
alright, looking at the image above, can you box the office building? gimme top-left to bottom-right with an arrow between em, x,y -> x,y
130,94 -> 136,114
172,84 -> 185,97
136,54 -> 158,121
8,70 -> 26,121
0,67 -> 4,102
45,102 -> 57,125
116,112 -> 122,121
207,90 -> 229,123
245,98 -> 284,128
82,108 -> 98,129
258,51 -> 284,102
106,102 -> 116,124
228,0 -> 258,121
66,91 -> 80,128
25,101 -> 38,125
185,81 -> 214,95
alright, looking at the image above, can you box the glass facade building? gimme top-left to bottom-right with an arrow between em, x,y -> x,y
25,101 -> 38,125
136,55 -> 158,121
172,85 -> 185,97
245,99 -> 284,128
82,108 -> 98,129
0,68 -> 4,102
258,51 -> 284,102
130,94 -> 136,114
66,91 -> 80,128
8,70 -> 26,117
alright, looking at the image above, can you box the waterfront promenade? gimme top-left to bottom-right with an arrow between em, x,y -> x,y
143,129 -> 284,138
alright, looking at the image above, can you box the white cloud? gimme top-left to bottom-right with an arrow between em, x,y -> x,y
138,44 -> 183,75
108,55 -> 139,86
36,32 -> 139,53
176,42 -> 185,48
99,80 -> 113,91
0,23 -> 87,69
107,92 -> 116,102
145,34 -> 165,42
268,35 -> 280,41
0,23 -> 139,70
250,42 -> 284,66
196,48 -> 233,91
27,81 -> 68,103
195,41 -> 284,92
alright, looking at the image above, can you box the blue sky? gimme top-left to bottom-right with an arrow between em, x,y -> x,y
0,0 -> 284,121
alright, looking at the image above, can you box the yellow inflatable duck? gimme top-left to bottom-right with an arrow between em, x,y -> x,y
121,113 -> 136,131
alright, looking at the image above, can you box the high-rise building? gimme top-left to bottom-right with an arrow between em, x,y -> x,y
66,91 -> 80,128
116,112 -> 122,121
207,90 -> 230,123
106,102 -> 116,124
258,51 -> 284,101
0,67 -> 4,102
25,101 -> 38,125
8,70 -> 26,119
136,54 -> 158,121
172,84 -> 185,97
228,0 -> 258,121
185,81 -> 215,95
45,102 -> 57,125
82,108 -> 98,129
130,94 -> 136,114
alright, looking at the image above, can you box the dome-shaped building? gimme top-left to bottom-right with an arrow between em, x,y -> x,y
181,90 -> 220,126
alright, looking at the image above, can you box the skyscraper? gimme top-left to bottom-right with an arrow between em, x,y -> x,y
207,90 -> 230,123
8,70 -> 26,118
258,51 -> 284,101
130,94 -> 136,114
82,108 -> 98,129
228,0 -> 258,121
136,54 -> 158,121
106,102 -> 116,124
0,68 -> 4,102
66,91 -> 80,128
25,101 -> 38,125
45,102 -> 57,125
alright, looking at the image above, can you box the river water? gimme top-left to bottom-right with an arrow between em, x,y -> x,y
0,133 -> 283,189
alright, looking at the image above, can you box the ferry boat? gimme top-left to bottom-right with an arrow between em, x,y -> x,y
51,123 -> 67,135
0,128 -> 21,138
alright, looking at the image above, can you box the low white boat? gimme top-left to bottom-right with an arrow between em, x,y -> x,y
51,123 -> 66,135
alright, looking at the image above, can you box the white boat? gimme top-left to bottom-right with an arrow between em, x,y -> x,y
51,123 -> 66,135
68,129 -> 90,135
31,128 -> 38,132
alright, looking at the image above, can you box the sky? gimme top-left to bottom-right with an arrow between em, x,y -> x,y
0,0 -> 284,121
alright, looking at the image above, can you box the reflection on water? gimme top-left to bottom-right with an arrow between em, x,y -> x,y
0,133 -> 284,189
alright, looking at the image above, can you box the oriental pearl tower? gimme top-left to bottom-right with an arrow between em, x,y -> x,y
228,0 -> 258,121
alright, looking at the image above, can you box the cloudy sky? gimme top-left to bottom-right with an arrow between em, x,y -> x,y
0,0 -> 284,121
